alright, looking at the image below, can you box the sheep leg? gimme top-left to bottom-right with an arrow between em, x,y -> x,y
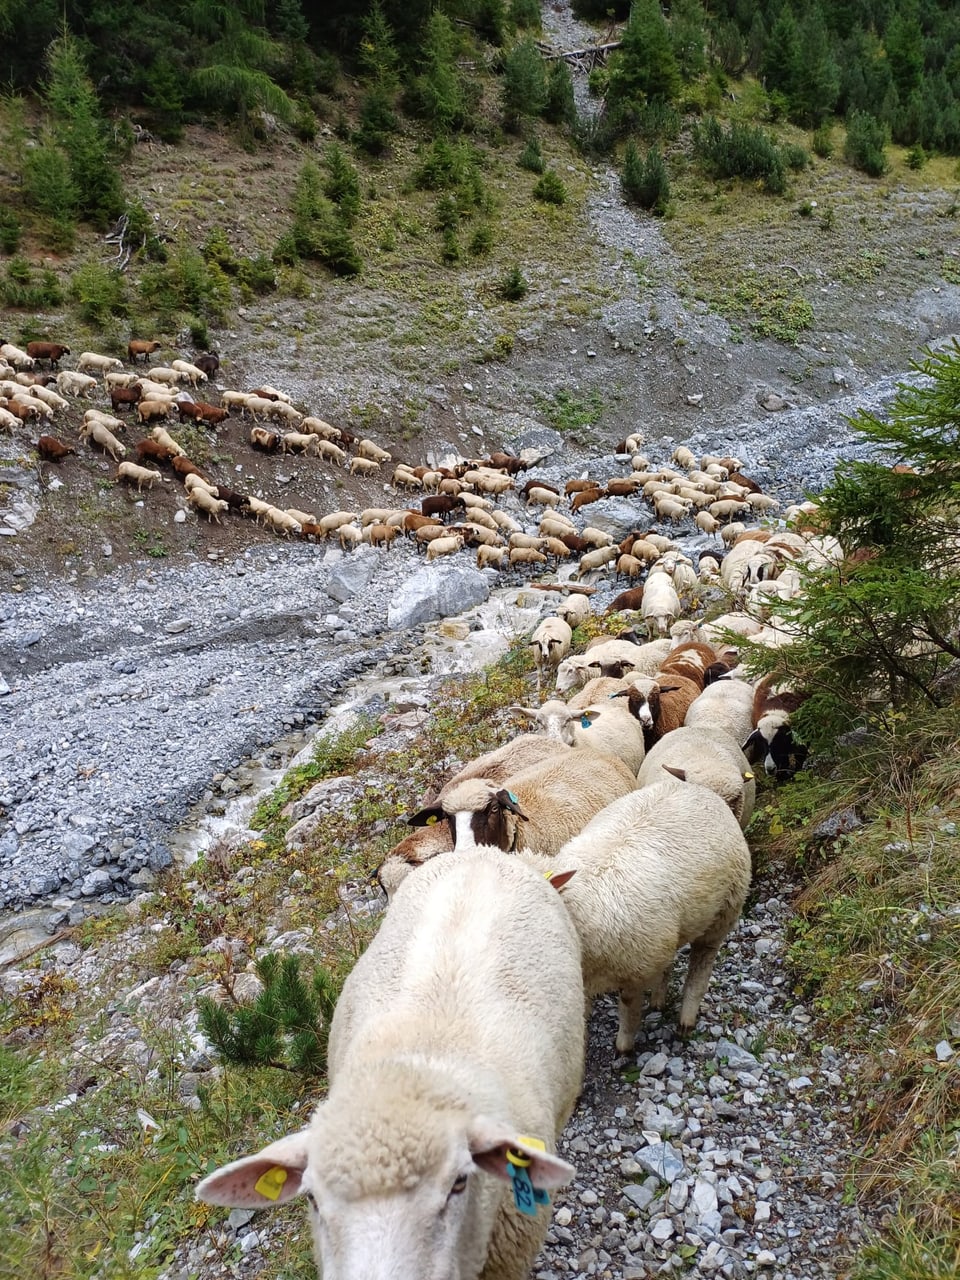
615,982 -> 648,1053
647,962 -> 673,1013
678,937 -> 726,1036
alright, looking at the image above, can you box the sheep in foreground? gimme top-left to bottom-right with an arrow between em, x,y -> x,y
197,846 -> 584,1280
641,572 -> 681,638
554,638 -> 672,693
522,781 -> 751,1050
742,676 -> 808,778
554,594 -> 591,627
409,748 -> 636,856
79,420 -> 125,461
528,617 -> 572,689
513,699 -> 646,774
612,672 -> 701,748
116,461 -> 162,492
77,351 -> 123,375
636,726 -> 756,829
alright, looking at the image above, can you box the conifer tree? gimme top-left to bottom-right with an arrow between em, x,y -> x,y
501,37 -> 548,130
412,10 -> 468,131
544,58 -> 576,127
605,0 -> 681,125
790,5 -> 839,126
884,3 -> 924,101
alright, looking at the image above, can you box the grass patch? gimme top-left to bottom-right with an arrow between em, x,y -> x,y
533,388 -> 606,440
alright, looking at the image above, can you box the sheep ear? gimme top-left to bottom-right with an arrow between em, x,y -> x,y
408,805 -> 445,827
467,1118 -> 576,1191
545,868 -> 577,892
495,789 -> 529,821
741,729 -> 764,759
509,705 -> 539,721
663,765 -> 687,781
658,684 -> 683,694
195,1131 -> 311,1208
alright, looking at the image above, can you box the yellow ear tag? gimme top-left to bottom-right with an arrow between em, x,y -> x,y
744,771 -> 754,780
517,1135 -> 546,1151
254,1167 -> 288,1201
426,814 -> 438,825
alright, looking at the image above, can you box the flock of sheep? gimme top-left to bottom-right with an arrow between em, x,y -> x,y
192,513 -> 839,1276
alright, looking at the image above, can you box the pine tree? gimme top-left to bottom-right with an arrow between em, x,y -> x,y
760,7 -> 800,101
884,3 -> 924,100
621,140 -> 670,214
324,143 -> 361,225
790,5 -> 840,127
411,10 -> 468,132
605,0 -> 681,124
544,59 -> 576,127
501,37 -> 548,131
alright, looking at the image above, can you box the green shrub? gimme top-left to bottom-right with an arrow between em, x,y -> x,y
518,137 -> 545,173
0,257 -> 63,310
138,242 -> 232,326
509,0 -> 541,29
501,36 -> 547,131
236,254 -> 276,297
544,59 -> 575,127
621,140 -> 670,214
69,260 -> 126,325
498,264 -> 528,300
440,227 -> 461,263
906,145 -> 927,171
844,112 -> 888,177
694,116 -> 799,195
0,210 -> 22,255
324,142 -> 361,226
189,317 -> 209,348
469,223 -> 495,256
533,169 -> 566,204
812,122 -> 834,158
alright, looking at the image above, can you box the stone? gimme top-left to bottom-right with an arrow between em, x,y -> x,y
812,806 -> 861,840
574,498 -> 653,541
692,1179 -> 719,1216
642,1052 -> 669,1077
935,1040 -> 953,1061
80,869 -> 113,896
650,1218 -> 674,1243
165,618 -> 192,634
634,1141 -> 684,1184
327,548 -> 379,603
621,1183 -> 656,1211
386,565 -> 490,631
716,1038 -> 759,1071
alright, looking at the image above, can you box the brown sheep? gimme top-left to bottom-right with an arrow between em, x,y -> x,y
172,456 -> 211,483
36,434 -> 75,461
249,426 -> 280,452
136,439 -> 176,466
110,385 -> 142,412
606,586 -> 645,615
137,399 -> 172,424
369,523 -> 398,549
570,488 -> 607,513
128,339 -> 162,362
565,478 -> 602,496
613,673 -> 702,748
26,341 -> 70,366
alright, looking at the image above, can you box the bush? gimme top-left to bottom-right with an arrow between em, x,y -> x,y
533,169 -> 567,204
469,223 -> 495,256
498,265 -> 528,300
544,59 -> 575,127
0,210 -> 22,255
324,142 -> 361,226
694,116 -> 796,195
812,122 -> 834,158
509,0 -> 541,29
621,141 -> 670,215
138,242 -> 232,326
518,137 -> 545,173
0,257 -> 63,310
501,37 -> 547,131
907,145 -> 927,171
69,260 -> 126,325
844,111 -> 888,177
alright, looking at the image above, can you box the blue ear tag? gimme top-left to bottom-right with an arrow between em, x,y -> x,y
506,1163 -> 550,1216
580,714 -> 592,729
507,790 -> 519,804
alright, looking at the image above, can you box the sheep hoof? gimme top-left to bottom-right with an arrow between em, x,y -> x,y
676,1022 -> 694,1040
615,1032 -> 636,1054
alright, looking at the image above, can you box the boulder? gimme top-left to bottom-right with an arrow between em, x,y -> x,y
577,498 -> 654,541
327,547 -> 378,603
387,565 -> 490,630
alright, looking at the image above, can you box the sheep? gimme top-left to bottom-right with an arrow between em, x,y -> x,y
350,455 -> 381,476
461,504 -> 498,531
25,341 -> 69,366
128,339 -> 162,362
568,488 -> 606,515
197,845 -> 583,1280
606,586 -> 645,615
526,485 -> 561,509
421,736 -> 573,812
0,342 -> 35,369
357,438 -> 392,464
82,409 -> 126,434
554,594 -> 591,627
374,822 -> 457,900
528,617 -> 573,686
249,425 -> 280,452
575,546 -> 618,579
458,522 -> 501,548
318,439 -> 347,465
513,699 -> 646,774
214,485 -> 252,515
171,359 -> 208,386
172,456 -> 211,483
137,398 -> 173,424
640,573 -> 681,638
56,370 -> 98,398
539,514 -> 576,539
146,365 -> 183,386
613,672 -> 701,747
243,394 -> 278,420
0,405 -> 19,432
659,640 -> 728,689
250,384 -> 292,403
117,460 -> 163,492
134,379 -> 179,401
393,465 -> 422,490
555,638 -> 672,692
194,352 -> 220,378
338,523 -> 362,551
184,472 -> 218,496
409,748 -> 637,856
475,544 -> 506,570
150,426 -> 187,457
180,400 -> 229,426
35,434 -> 75,461
471,471 -> 513,497
684,678 -> 757,744
300,416 -> 341,440
672,444 -> 697,469
222,390 -> 255,415
368,522 -> 398,549
710,498 -> 751,521
616,553 -> 645,581
269,401 -> 303,426
697,612 -> 765,645
10,392 -> 50,419
77,351 -> 123,375
79,420 -> 126,462
741,676 -> 808,778
188,488 -> 229,522
522,781 -> 751,1049
426,533 -> 465,562
25,384 -> 68,412
264,508 -> 303,538
318,511 -> 356,537
281,431 -> 320,456
636,727 -> 755,828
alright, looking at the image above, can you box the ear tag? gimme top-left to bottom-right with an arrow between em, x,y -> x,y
743,771 -> 754,780
254,1167 -> 288,1201
425,814 -> 438,825
507,791 -> 519,805
505,1143 -> 550,1216
580,714 -> 592,729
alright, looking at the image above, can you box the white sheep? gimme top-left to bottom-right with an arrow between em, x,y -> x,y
171,359 -> 208,386
145,365 -> 182,386
117,461 -> 163,492
640,573 -> 682,637
300,416 -> 341,440
684,678 -> 756,744
196,846 -> 584,1280
222,390 -> 255,415
104,371 -> 141,390
79,420 -> 126,461
554,594 -> 591,627
134,378 -> 178,401
357,438 -> 392,464
281,431 -> 320,456
184,473 -> 218,496
78,351 -> 123,375
150,426 -> 187,457
528,617 -> 572,685
410,748 -> 637,856
636,726 -> 756,828
575,545 -> 618,579
338,523 -> 362,550
27,384 -> 69,412
554,638 -> 672,693
522,780 -> 751,1049
349,455 -> 380,476
0,342 -> 34,369
188,488 -> 228,522
317,439 -> 347,465
269,401 -> 303,426
426,534 -> 464,561
513,699 -> 646,774
56,370 -> 98,398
